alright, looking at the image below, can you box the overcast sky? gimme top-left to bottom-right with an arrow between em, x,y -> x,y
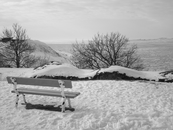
0,0 -> 173,43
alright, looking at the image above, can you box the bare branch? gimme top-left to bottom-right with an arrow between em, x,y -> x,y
71,32 -> 144,70
0,23 -> 36,68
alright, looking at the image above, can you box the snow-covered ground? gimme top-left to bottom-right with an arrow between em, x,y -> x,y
0,67 -> 173,130
0,68 -> 32,81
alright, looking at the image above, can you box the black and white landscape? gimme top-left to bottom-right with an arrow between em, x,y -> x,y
0,0 -> 173,130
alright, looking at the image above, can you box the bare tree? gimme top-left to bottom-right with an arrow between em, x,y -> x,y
0,23 -> 35,68
71,32 -> 144,70
0,38 -> 12,67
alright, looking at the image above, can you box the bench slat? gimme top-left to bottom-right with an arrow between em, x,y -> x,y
12,88 -> 80,98
7,77 -> 72,88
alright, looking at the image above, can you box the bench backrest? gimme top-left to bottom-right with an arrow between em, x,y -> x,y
7,76 -> 72,88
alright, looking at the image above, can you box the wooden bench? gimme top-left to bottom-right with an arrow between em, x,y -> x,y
7,76 -> 80,112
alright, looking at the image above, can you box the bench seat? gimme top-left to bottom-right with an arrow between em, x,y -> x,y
12,88 -> 80,98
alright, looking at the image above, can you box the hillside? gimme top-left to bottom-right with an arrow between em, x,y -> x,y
27,39 -> 61,57
27,39 -> 70,63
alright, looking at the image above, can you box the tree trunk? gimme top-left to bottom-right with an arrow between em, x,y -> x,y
16,56 -> 20,68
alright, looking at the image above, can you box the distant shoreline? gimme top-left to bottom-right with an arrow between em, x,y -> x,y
45,38 -> 173,45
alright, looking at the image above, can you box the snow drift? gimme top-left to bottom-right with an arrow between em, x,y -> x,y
23,63 -> 173,82
24,63 -> 97,79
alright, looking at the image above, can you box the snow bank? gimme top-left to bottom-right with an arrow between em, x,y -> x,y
23,63 -> 172,82
1,63 -> 172,82
24,63 -> 97,79
98,66 -> 163,81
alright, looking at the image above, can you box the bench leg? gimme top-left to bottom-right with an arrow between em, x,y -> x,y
67,98 -> 72,108
15,94 -> 19,108
61,97 -> 66,113
22,94 -> 27,104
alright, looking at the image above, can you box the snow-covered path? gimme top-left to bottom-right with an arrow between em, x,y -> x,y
1,80 -> 173,130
